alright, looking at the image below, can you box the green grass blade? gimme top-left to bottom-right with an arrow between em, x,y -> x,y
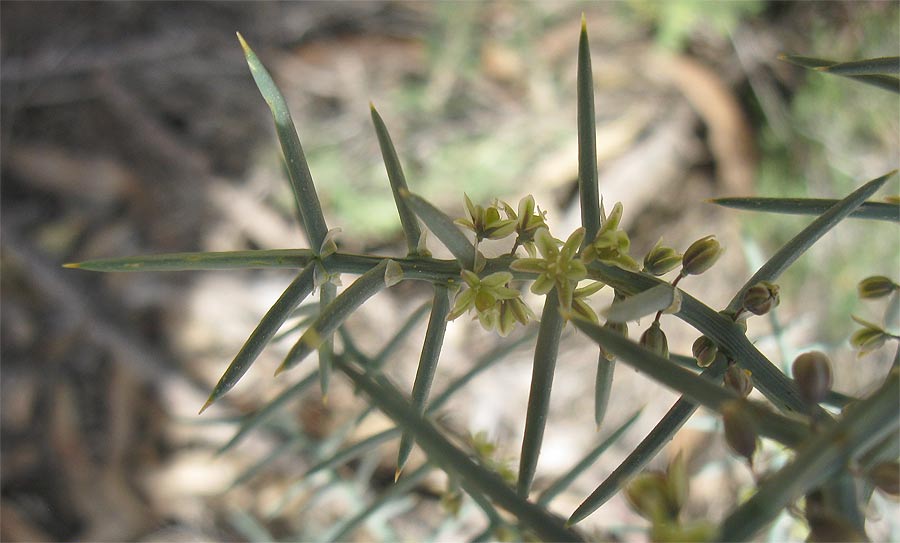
371,104 -> 423,255
819,56 -> 900,76
333,356 -> 584,542
237,33 -> 329,248
724,172 -> 895,315
779,54 -> 900,93
402,190 -> 476,270
537,408 -> 643,506
319,282 -> 337,400
778,54 -> 834,69
324,463 -> 433,543
577,16 -> 601,244
567,357 -> 728,525
217,370 -> 319,455
709,197 -> 899,222
200,262 -> 317,413
718,370 -> 900,541
398,285 -> 452,475
65,250 -> 465,283
594,356 -> 615,428
278,260 -> 390,375
64,249 -> 314,272
569,318 -> 808,445
518,289 -> 566,497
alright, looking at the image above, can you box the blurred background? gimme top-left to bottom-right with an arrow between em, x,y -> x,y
2,1 -> 898,541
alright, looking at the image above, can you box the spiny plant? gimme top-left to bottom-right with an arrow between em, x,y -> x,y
66,18 -> 900,542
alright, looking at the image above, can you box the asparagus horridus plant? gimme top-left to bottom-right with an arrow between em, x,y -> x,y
65,17 -> 900,542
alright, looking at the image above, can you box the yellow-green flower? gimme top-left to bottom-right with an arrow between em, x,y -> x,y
582,202 -> 639,271
447,270 -> 533,335
455,194 -> 516,242
510,227 -> 587,309
499,194 -> 548,256
571,281 -> 606,324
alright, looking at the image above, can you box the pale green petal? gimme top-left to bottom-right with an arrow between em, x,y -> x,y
509,258 -> 546,274
574,281 -> 606,298
531,274 -> 555,295
565,259 -> 588,280
498,303 -> 517,337
475,290 -> 497,312
486,220 -> 517,239
454,218 -> 476,231
535,228 -> 559,259
573,298 -> 600,325
461,269 -> 481,288
447,289 -> 475,320
464,193 -> 476,220
518,194 -> 535,223
481,271 -> 514,288
493,286 -> 522,300
562,227 -> 586,260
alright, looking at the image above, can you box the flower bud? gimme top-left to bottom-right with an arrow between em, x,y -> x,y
724,365 -> 753,398
665,452 -> 688,517
721,400 -> 758,465
741,281 -> 780,316
625,472 -> 672,521
643,239 -> 683,276
692,336 -> 718,368
680,235 -> 723,276
858,276 -> 898,299
850,325 -> 887,355
640,321 -> 669,359
867,461 -> 900,496
791,351 -> 833,406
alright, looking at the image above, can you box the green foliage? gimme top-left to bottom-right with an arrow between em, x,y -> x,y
66,22 -> 900,543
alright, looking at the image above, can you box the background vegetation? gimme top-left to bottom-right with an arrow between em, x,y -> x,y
2,1 -> 897,541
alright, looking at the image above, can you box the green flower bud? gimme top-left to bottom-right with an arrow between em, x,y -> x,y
692,336 -> 718,368
665,452 -> 688,518
441,488 -> 463,516
721,400 -> 758,466
858,276 -> 898,299
867,461 -> 900,496
791,351 -> 833,406
680,235 -> 723,276
651,521 -> 716,543
724,365 -> 753,398
850,326 -> 887,355
741,281 -> 780,316
643,238 -> 683,276
640,321 -> 669,359
625,472 -> 673,522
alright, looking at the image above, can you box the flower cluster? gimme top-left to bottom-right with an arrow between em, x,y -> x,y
582,202 -> 639,270
624,454 -> 714,542
850,275 -> 899,357
447,270 -> 535,336
510,227 -> 587,310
